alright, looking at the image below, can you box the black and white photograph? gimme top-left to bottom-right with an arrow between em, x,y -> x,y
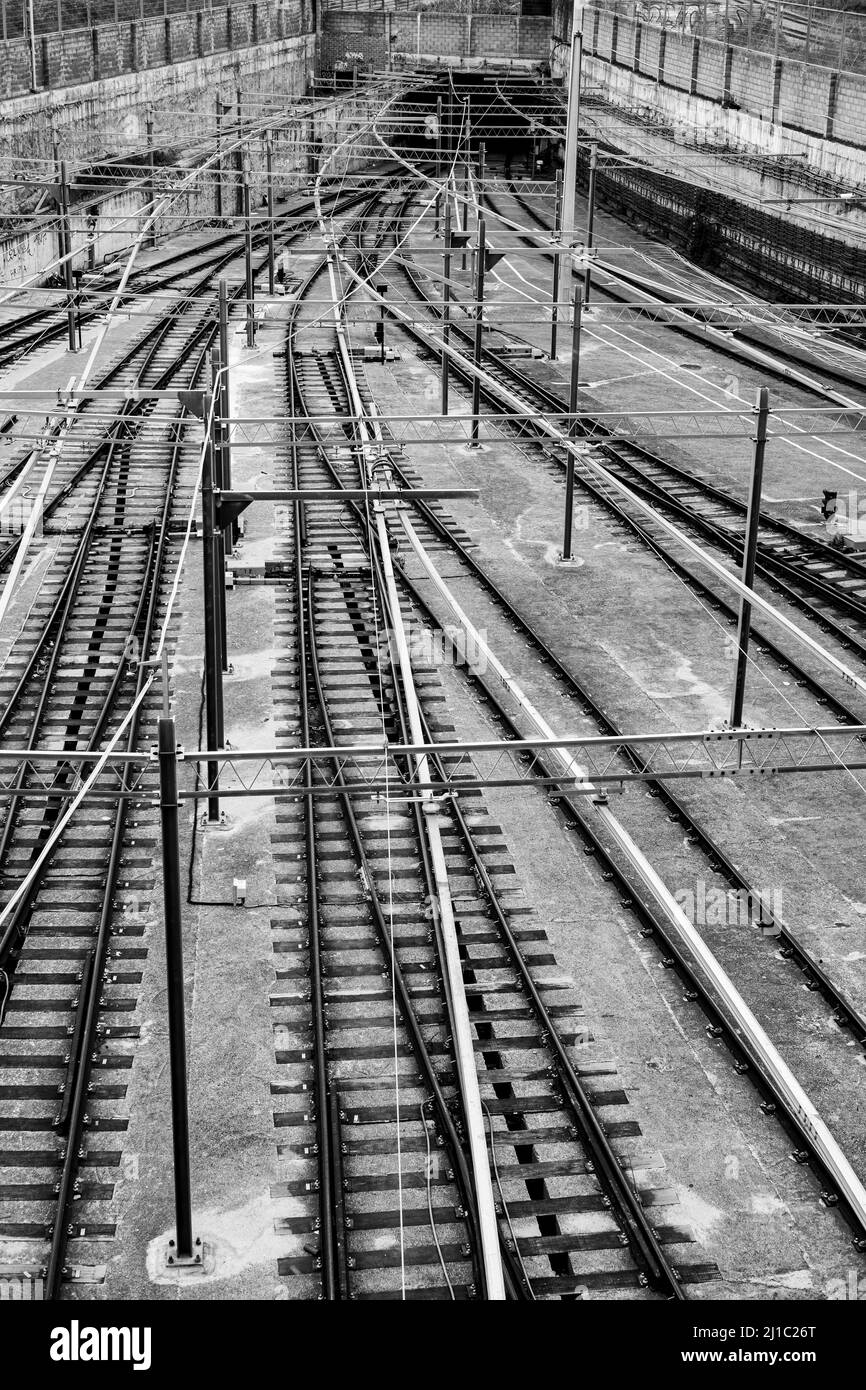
0,0 -> 864,1363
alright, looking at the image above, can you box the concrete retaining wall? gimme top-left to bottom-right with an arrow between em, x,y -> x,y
0,29 -> 321,281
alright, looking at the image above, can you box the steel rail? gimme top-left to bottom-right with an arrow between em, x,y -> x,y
314,177 -> 508,1297
327,182 -> 687,1293
367,198 -> 866,728
496,173 -> 866,396
372,195 -> 866,1046
394,504 -> 866,1246
327,176 -> 866,1244
0,237 -> 230,1289
0,175 -> 392,371
287,221 -> 522,1298
343,207 -> 866,706
407,674 -> 685,1296
395,194 -> 866,659
44,337 -> 200,1299
286,218 -> 481,1299
310,178 -> 866,1081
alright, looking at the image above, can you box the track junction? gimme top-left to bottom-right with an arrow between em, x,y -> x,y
1,67 -> 866,1302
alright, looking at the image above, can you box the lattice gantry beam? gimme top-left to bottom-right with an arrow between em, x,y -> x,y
0,724 -> 863,801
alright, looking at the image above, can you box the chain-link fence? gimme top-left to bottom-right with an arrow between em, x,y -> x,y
592,0 -> 866,73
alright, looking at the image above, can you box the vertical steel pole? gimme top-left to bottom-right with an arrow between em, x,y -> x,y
470,217 -> 486,448
235,84 -> 243,217
201,382 -> 222,821
550,168 -> 563,360
266,131 -> 275,296
435,93 -> 443,237
72,271 -> 83,349
442,202 -> 451,415
561,23 -> 583,248
729,387 -> 770,728
215,96 -> 223,221
158,714 -> 195,1260
377,282 -> 387,362
146,107 -> 156,249
27,0 -> 37,90
211,351 -> 228,675
460,156 -> 469,272
58,160 -> 78,354
583,142 -> 598,306
218,279 -> 234,552
562,288 -> 583,562
447,87 -> 455,165
243,178 -> 255,347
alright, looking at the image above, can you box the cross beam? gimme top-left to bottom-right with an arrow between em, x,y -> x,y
1,724 -> 863,800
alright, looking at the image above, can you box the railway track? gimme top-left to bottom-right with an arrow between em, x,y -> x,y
300,183 -> 866,1255
337,194 -> 864,742
0,336 -> 196,1299
266,212 -> 709,1299
0,173 -> 391,372
0,178 -> 395,1298
389,188 -> 866,678
2,96 -> 864,1301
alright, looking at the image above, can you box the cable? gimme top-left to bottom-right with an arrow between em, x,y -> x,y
421,1100 -> 456,1299
482,1101 -> 536,1300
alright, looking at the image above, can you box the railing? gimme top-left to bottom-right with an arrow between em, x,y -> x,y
0,0 -> 310,100
588,0 -> 866,75
1,0 -> 231,39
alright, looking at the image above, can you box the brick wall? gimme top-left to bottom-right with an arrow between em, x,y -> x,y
777,59 -> 833,136
322,9 -> 387,66
419,13 -> 464,54
661,26 -> 692,87
695,37 -> 725,99
640,21 -> 660,75
322,9 -> 551,66
0,0 -> 310,98
833,71 -> 866,143
729,46 -> 775,113
616,16 -> 635,68
518,15 -> 549,58
472,15 -> 520,59
595,8 -> 612,56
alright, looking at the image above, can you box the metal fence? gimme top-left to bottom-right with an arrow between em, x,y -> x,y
0,0 -> 233,40
592,0 -> 866,73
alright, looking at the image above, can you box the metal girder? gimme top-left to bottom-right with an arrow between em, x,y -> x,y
0,724 -> 863,801
223,404 -> 866,448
